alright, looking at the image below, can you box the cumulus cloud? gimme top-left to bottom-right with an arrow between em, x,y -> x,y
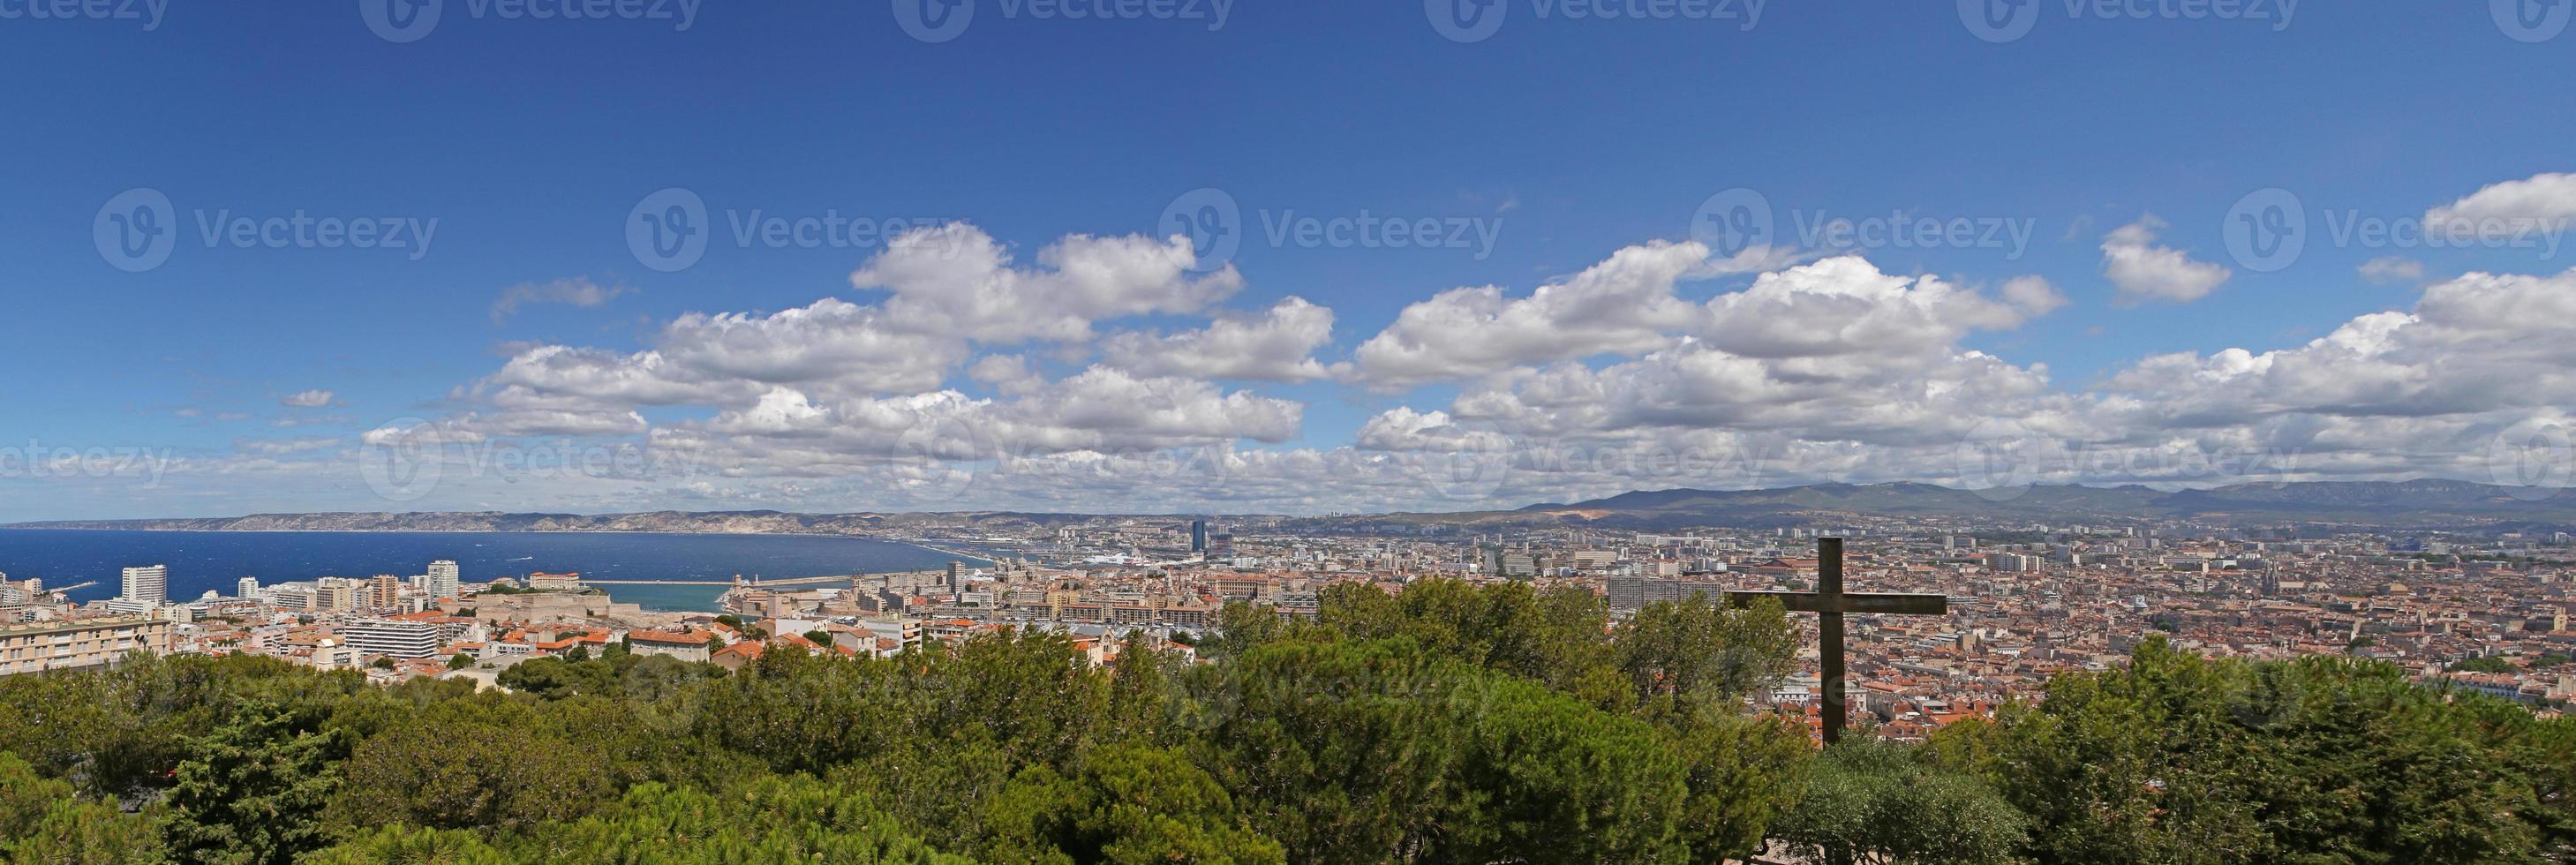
138,222 -> 2576,515
1100,297 -> 1335,381
1347,244 -> 2058,388
1347,240 -> 1714,387
2101,215 -> 2231,306
854,223 -> 1244,344
2098,267 -> 2576,425
2426,171 -> 2576,237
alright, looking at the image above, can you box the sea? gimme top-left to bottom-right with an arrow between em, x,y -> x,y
0,529 -> 989,613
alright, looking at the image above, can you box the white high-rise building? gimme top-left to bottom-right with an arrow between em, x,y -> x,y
237,576 -> 260,600
121,565 -> 168,606
426,560 -> 460,599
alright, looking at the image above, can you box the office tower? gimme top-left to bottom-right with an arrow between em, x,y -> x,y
426,560 -> 460,598
237,576 -> 259,600
946,560 -> 964,595
121,565 -> 168,606
1191,520 -> 1208,553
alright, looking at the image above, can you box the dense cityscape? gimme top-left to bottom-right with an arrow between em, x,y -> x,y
11,507 -> 2570,741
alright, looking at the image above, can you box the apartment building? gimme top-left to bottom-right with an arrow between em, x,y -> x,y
0,616 -> 170,676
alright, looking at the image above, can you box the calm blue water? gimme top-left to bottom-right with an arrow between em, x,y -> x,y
0,530 -> 985,613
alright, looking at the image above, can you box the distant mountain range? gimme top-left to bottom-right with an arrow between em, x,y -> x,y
1489,479 -> 2576,530
10,479 -> 2574,534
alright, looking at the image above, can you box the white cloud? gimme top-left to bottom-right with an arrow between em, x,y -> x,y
1347,240 -> 1714,387
2426,171 -> 2576,236
95,222 -> 2576,516
855,222 -> 1244,344
491,276 -> 631,322
2358,256 -> 2427,285
1350,245 -> 2063,387
280,390 -> 337,408
1100,297 -> 1335,381
1699,259 -> 2062,359
2101,215 -> 2231,306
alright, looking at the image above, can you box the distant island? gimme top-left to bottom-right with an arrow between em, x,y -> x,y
11,478 -> 2576,533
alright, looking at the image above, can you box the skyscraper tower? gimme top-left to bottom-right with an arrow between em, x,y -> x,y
1191,520 -> 1208,553
121,565 -> 168,606
946,560 -> 964,596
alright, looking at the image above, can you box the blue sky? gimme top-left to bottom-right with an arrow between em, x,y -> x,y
4,1 -> 2576,520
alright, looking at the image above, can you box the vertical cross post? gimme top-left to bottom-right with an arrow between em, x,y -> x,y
1817,537 -> 1847,747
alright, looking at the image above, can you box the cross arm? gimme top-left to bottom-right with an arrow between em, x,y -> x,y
1723,590 -> 1950,616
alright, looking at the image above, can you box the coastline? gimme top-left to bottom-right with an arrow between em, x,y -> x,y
0,530 -> 995,613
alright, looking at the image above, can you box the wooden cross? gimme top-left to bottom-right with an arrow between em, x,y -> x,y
1726,538 -> 1947,746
